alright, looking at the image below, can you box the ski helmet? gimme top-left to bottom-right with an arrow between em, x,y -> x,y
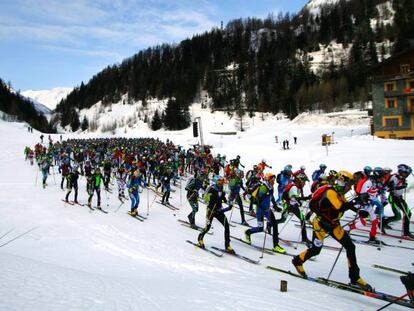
397,164 -> 412,176
363,166 -> 373,176
373,167 -> 384,178
320,163 -> 327,170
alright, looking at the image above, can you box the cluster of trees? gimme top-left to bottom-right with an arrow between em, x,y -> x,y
55,0 -> 414,131
150,98 -> 191,131
0,79 -> 52,132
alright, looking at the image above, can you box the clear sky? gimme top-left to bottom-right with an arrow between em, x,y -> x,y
0,0 -> 309,91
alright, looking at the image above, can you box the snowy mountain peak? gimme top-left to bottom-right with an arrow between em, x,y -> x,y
304,0 -> 342,15
22,87 -> 72,111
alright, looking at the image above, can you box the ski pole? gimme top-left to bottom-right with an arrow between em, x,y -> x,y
376,290 -> 413,311
146,187 -> 150,216
259,222 -> 267,259
278,213 -> 294,235
179,176 -> 182,207
326,244 -> 344,281
35,168 -> 39,185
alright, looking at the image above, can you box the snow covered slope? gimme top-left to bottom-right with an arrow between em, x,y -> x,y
0,116 -> 413,310
22,87 -> 72,111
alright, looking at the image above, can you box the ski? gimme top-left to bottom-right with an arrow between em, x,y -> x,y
95,207 -> 108,214
231,221 -> 253,227
211,246 -> 260,264
266,266 -> 414,309
127,211 -> 144,222
319,277 -> 414,309
230,235 -> 274,255
279,235 -> 340,252
177,220 -> 213,235
156,200 -> 179,210
355,228 -> 414,241
61,199 -> 75,205
186,240 -> 223,257
353,238 -> 414,250
372,264 -> 409,275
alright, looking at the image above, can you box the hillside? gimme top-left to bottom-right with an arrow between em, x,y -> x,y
0,78 -> 52,132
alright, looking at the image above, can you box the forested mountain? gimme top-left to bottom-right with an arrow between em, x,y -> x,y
56,0 -> 414,131
0,79 -> 52,132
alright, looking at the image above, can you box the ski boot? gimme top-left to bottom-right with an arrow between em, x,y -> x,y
292,256 -> 307,278
197,234 -> 205,249
368,236 -> 380,244
272,244 -> 286,254
244,230 -> 251,245
130,209 -> 137,216
400,272 -> 414,304
351,277 -> 373,292
225,245 -> 235,254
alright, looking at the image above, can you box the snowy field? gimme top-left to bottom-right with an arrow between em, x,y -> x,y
0,111 -> 413,311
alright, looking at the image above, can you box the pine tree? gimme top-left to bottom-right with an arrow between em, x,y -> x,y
81,116 -> 89,131
150,110 -> 163,130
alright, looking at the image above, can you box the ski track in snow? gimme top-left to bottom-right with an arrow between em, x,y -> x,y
0,117 -> 413,310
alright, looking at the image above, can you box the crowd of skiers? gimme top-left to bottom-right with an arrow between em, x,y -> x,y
24,136 -> 414,296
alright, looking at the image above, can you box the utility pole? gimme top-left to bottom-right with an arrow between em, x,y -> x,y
194,117 -> 204,147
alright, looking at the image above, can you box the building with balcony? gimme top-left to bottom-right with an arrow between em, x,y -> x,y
370,47 -> 414,139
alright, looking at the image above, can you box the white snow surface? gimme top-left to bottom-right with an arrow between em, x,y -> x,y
1,111 -> 414,310
22,87 -> 73,111
304,0 -> 342,15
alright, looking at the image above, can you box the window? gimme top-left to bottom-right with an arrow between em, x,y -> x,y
401,64 -> 411,74
385,98 -> 397,108
384,81 -> 396,92
407,79 -> 414,90
383,117 -> 401,127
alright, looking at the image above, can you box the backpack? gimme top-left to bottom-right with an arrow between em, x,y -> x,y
251,182 -> 266,203
276,172 -> 282,184
202,185 -> 213,204
282,182 -> 295,201
185,178 -> 195,191
309,185 -> 336,225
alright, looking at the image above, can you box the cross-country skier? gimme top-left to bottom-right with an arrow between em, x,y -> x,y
127,170 -> 146,216
382,164 -> 413,237
198,176 -> 234,253
292,171 -> 373,291
185,173 -> 206,228
87,167 -> 102,209
244,173 -> 286,254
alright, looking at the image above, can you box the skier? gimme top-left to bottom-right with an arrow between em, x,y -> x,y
65,166 -> 81,203
160,168 -> 173,204
276,165 -> 292,205
292,165 -> 309,196
244,173 -> 286,254
346,167 -> 381,243
292,171 -> 373,291
115,165 -> 128,201
87,167 -> 102,209
185,173 -> 206,227
198,176 -> 234,253
40,157 -> 51,188
102,158 -> 112,191
311,164 -> 327,182
280,181 -> 312,246
227,169 -> 247,225
382,164 -> 413,237
127,170 -> 146,216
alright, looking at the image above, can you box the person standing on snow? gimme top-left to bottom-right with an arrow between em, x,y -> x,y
198,176 -> 234,253
382,164 -> 413,237
87,167 -> 103,210
292,171 -> 373,292
127,170 -> 146,216
185,173 -> 207,228
244,173 -> 286,254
